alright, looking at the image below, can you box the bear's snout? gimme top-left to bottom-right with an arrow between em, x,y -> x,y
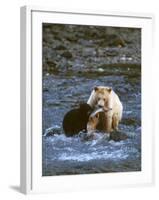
97,100 -> 105,108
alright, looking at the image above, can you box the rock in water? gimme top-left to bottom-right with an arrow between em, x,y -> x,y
44,125 -> 61,136
109,131 -> 128,141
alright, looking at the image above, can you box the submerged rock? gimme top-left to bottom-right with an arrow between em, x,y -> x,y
109,131 -> 128,141
44,125 -> 61,137
80,132 -> 96,141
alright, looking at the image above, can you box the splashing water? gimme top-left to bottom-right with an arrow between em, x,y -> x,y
42,127 -> 141,175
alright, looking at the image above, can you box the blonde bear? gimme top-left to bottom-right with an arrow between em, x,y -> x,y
87,86 -> 123,133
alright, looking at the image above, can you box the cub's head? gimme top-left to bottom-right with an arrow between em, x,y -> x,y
93,86 -> 112,108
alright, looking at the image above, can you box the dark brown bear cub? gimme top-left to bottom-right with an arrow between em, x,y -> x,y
63,103 -> 93,136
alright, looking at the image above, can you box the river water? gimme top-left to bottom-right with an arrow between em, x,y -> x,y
42,24 -> 141,176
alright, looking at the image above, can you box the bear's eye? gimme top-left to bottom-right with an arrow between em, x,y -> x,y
98,98 -> 100,101
103,98 -> 106,101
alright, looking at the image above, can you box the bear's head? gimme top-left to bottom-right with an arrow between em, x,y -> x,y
89,86 -> 112,108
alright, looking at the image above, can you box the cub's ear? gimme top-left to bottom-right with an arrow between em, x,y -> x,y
107,87 -> 112,93
94,86 -> 98,91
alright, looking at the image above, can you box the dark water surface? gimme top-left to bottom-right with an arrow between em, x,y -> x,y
42,24 -> 141,176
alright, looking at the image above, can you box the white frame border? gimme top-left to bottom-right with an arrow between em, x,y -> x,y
20,6 -> 154,194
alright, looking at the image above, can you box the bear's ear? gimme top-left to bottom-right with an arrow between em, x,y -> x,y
94,86 -> 98,91
107,87 -> 112,93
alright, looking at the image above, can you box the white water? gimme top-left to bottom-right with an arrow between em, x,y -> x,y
43,130 -> 140,162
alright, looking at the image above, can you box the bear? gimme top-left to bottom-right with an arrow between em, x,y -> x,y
63,103 -> 93,136
87,86 -> 123,133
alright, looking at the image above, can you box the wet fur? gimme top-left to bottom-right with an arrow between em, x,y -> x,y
63,103 -> 93,136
